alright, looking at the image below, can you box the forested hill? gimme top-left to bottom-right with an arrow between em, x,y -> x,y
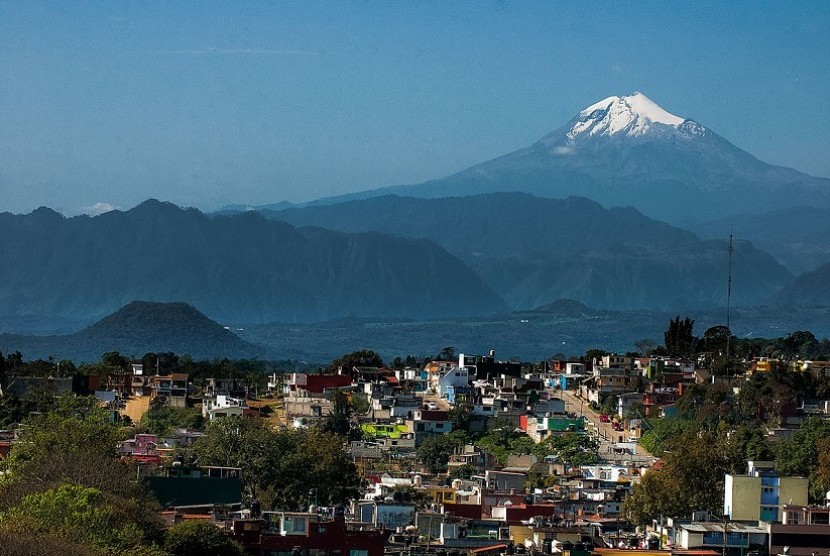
0,301 -> 266,362
0,200 -> 506,324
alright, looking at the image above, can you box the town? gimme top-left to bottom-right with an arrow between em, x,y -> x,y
0,324 -> 829,556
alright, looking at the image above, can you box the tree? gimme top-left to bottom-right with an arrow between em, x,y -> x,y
700,325 -> 733,355
583,348 -> 609,364
0,483 -> 156,554
476,426 -> 535,465
448,403 -> 473,434
191,419 -> 360,510
638,418 -> 697,457
783,331 -> 819,359
775,417 -> 830,501
634,339 -> 658,356
322,389 -> 354,437
140,400 -> 204,435
268,428 -> 361,510
624,426 -> 733,524
599,394 -> 619,416
164,520 -> 244,556
3,403 -> 121,476
326,350 -> 384,374
101,351 -> 129,373
416,432 -> 468,473
534,433 -> 600,466
437,346 -> 456,361
191,417 -> 281,503
0,404 -> 164,547
664,316 -> 695,357
810,438 -> 830,502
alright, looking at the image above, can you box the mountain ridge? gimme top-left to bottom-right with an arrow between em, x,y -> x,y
259,192 -> 793,311
0,201 -> 506,324
302,92 -> 830,223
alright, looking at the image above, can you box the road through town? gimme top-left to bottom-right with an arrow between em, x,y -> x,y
557,388 -> 656,466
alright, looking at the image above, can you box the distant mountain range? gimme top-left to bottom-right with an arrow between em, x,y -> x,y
309,92 -> 830,223
0,301 -> 264,362
770,263 -> 830,308
0,200 -> 505,324
257,193 -> 793,311
2,91 -> 827,355
696,207 -> 830,275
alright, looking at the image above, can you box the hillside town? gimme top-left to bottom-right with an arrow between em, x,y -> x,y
1,326 -> 829,556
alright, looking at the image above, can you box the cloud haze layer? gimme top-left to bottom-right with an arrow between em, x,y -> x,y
0,2 -> 828,214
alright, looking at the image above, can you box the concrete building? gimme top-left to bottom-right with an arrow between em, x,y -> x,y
724,461 -> 808,522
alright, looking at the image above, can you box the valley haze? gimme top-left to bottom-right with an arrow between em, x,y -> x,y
1,93 -> 829,362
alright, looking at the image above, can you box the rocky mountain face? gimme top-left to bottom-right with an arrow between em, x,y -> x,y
312,93 -> 830,224
0,200 -> 506,325
261,193 -> 793,311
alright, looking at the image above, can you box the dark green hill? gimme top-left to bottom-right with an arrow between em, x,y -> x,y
0,200 -> 506,324
0,301 -> 265,362
259,193 -> 792,311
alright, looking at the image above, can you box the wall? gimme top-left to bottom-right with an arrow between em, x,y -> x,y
724,475 -> 761,520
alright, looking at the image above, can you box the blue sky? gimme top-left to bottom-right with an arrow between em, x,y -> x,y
1,1 -> 828,215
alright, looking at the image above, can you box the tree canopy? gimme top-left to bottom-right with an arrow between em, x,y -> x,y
191,417 -> 360,510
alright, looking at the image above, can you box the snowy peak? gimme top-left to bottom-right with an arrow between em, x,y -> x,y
566,92 -> 691,141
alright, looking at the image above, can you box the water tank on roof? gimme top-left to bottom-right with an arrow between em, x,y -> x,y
452,479 -> 463,489
413,475 -> 423,486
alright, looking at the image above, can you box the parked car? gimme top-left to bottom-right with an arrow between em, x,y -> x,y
611,421 -> 623,431
599,414 -> 610,423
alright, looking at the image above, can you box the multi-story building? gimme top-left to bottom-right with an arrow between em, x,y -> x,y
724,461 -> 808,522
766,504 -> 830,556
150,373 -> 189,408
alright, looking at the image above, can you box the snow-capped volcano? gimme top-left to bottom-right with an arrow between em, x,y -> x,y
541,92 -> 708,153
312,91 -> 830,222
568,92 -> 686,139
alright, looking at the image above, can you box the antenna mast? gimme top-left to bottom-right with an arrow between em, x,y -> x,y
727,227 -> 733,330
726,227 -> 734,363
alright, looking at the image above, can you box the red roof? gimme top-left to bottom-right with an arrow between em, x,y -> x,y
302,374 -> 353,394
417,410 -> 449,421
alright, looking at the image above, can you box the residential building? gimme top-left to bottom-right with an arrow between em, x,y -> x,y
766,504 -> 830,556
724,461 -> 808,522
259,511 -> 385,556
202,394 -> 251,421
150,373 -> 189,408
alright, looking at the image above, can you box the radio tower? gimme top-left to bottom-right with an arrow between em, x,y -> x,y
726,227 -> 734,364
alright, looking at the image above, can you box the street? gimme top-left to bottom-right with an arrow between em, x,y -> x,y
557,388 -> 656,466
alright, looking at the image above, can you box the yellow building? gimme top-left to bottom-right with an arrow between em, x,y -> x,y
724,461 -> 808,522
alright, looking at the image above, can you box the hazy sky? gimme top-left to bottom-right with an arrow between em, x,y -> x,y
1,2 -> 828,215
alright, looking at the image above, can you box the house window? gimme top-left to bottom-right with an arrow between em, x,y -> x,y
350,551 -> 369,556
810,512 -> 830,525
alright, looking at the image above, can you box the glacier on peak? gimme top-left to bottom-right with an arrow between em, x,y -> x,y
565,92 -> 691,141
